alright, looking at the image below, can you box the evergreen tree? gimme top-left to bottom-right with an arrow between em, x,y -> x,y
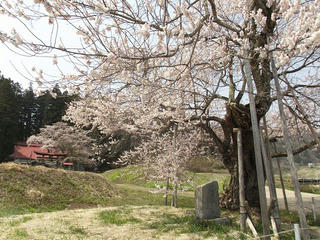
0,76 -> 77,161
0,75 -> 22,161
19,85 -> 39,140
37,85 -> 76,127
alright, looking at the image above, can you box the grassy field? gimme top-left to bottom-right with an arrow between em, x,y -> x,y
1,162 -> 319,239
0,206 -> 253,240
0,163 -> 198,218
0,163 -> 250,239
103,165 -> 230,193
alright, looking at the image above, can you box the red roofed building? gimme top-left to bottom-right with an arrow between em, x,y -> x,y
10,142 -> 67,167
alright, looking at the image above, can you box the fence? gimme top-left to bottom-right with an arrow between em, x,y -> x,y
241,196 -> 320,240
241,225 -> 318,240
309,196 -> 320,223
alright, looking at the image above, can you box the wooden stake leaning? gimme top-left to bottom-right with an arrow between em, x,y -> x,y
244,59 -> 270,240
247,217 -> 259,237
271,57 -> 310,240
272,142 -> 289,212
271,216 -> 280,240
312,197 -> 317,223
259,127 -> 281,232
234,128 -> 246,232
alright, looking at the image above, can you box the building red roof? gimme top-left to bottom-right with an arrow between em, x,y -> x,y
10,142 -> 67,160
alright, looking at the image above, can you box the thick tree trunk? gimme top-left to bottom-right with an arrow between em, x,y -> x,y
219,128 -> 259,210
217,104 -> 260,211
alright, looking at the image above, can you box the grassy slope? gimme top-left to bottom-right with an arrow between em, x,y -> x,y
0,163 -> 196,217
0,163 -> 117,216
105,164 -> 320,196
103,165 -> 230,192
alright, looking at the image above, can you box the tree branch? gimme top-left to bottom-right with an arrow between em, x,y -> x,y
271,139 -> 318,158
207,0 -> 239,33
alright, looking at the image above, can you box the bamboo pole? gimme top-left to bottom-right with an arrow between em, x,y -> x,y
271,57 -> 309,240
244,59 -> 270,240
234,128 -> 246,231
259,127 -> 281,232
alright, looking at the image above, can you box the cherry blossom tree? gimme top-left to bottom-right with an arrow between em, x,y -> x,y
1,0 -> 320,210
120,127 -> 200,207
27,122 -> 94,168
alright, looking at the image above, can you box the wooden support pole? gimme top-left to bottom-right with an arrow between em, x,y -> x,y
234,128 -> 246,231
271,216 -> 279,240
273,142 -> 289,212
295,223 -> 302,240
262,118 -> 283,223
271,57 -> 309,240
244,59 -> 270,240
247,217 -> 259,237
312,197 -> 317,222
259,127 -> 281,232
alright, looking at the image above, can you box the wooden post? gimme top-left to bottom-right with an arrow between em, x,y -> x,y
244,59 -> 270,239
294,224 -> 301,240
259,127 -> 281,232
271,216 -> 279,240
234,128 -> 246,231
312,197 -> 317,222
273,142 -> 289,212
247,217 -> 259,237
271,57 -> 309,240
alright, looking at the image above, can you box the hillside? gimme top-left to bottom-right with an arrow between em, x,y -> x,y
0,163 -> 118,216
104,165 -> 230,192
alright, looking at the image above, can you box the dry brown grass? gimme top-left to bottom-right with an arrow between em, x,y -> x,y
0,206 -> 241,240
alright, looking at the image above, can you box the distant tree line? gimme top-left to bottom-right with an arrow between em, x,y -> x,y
0,74 -> 76,161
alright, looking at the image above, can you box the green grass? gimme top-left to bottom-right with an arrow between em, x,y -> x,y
104,165 -> 230,192
8,216 -> 32,227
106,187 -> 195,208
0,163 -> 117,217
68,225 -> 87,235
9,229 -> 29,239
0,164 -> 196,217
146,212 -> 245,239
98,208 -> 141,225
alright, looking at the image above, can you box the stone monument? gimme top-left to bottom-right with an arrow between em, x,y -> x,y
195,181 -> 220,219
